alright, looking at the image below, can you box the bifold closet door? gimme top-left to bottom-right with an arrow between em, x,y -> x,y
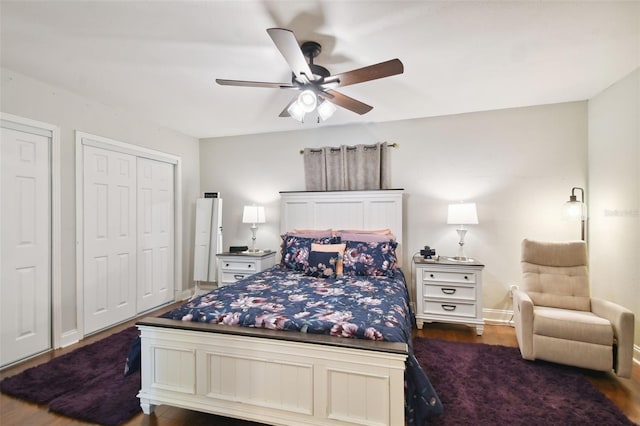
137,157 -> 174,312
83,145 -> 137,335
1,127 -> 51,367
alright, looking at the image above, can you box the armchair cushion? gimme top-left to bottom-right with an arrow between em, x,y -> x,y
522,264 -> 591,311
533,306 -> 613,346
521,239 -> 590,311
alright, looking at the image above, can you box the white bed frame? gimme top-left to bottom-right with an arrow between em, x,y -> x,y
137,190 -> 407,426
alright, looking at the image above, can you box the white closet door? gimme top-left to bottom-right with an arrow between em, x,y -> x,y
137,157 -> 174,312
83,145 -> 137,334
1,128 -> 51,366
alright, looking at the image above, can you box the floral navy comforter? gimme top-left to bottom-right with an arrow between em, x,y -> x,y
162,266 -> 443,424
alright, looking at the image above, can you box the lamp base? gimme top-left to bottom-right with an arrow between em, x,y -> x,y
453,228 -> 471,262
449,256 -> 474,263
242,249 -> 263,254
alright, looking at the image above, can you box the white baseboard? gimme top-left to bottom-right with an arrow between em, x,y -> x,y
60,329 -> 80,348
482,308 -> 514,326
176,288 -> 193,301
177,282 -> 218,301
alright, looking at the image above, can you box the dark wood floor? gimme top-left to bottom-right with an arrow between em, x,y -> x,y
1,307 -> 638,425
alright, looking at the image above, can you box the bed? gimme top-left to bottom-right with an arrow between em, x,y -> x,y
136,190 -> 442,425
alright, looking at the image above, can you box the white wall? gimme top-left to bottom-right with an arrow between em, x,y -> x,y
588,67 -> 640,344
200,101 -> 587,317
0,68 -> 201,341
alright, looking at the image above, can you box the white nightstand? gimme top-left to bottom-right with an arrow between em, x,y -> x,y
216,251 -> 276,286
413,255 -> 485,335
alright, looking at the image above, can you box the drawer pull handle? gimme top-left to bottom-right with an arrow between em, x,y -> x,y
429,273 -> 435,278
247,265 -> 253,269
234,274 -> 245,280
441,304 -> 457,311
441,288 -> 456,295
225,263 -> 230,267
464,275 -> 469,280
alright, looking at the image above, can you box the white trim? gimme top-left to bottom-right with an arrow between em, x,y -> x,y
0,117 -> 53,138
634,345 -> 640,368
50,126 -> 62,349
60,329 -> 80,348
482,308 -> 514,326
174,160 -> 183,300
76,131 -> 179,164
176,288 -> 192,302
0,113 -> 62,351
75,131 -> 182,341
75,135 -> 84,339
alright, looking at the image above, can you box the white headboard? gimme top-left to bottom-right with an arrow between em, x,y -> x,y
279,190 -> 404,246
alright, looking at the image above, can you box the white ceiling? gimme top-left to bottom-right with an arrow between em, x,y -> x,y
1,1 -> 638,139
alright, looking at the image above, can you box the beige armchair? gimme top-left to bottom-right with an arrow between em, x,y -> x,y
513,239 -> 635,378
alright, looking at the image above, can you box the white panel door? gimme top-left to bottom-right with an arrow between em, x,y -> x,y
83,145 -> 137,334
1,128 -> 51,366
137,157 -> 174,312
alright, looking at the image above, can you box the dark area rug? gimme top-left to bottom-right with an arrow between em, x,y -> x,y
0,327 -> 141,426
1,330 -> 635,425
413,338 -> 636,425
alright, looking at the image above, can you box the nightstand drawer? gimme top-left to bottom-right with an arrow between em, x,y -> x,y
423,283 -> 475,301
220,260 -> 257,271
422,270 -> 476,284
423,300 -> 477,318
222,272 -> 253,282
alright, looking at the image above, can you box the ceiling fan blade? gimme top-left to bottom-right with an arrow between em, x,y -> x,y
267,28 -> 315,82
216,79 -> 294,89
279,97 -> 297,117
328,59 -> 404,88
322,90 -> 373,115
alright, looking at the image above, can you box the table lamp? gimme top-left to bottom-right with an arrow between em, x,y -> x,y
447,202 -> 478,261
242,205 -> 265,253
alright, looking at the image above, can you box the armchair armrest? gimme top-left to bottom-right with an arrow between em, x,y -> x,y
591,297 -> 635,378
513,289 -> 534,360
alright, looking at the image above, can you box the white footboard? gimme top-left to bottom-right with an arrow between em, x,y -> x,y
137,318 -> 407,426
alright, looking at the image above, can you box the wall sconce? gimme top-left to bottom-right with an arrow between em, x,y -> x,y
563,187 -> 587,241
447,202 -> 479,261
242,205 -> 266,252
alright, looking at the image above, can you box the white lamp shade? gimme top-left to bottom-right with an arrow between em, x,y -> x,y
242,205 -> 265,224
447,202 -> 479,225
317,99 -> 337,121
298,89 -> 317,113
287,101 -> 305,122
563,200 -> 587,220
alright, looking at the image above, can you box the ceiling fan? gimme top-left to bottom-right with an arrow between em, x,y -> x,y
215,28 -> 404,121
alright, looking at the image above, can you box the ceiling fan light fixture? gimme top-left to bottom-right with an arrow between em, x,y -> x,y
287,100 -> 305,122
298,89 -> 317,113
317,99 -> 336,121
218,29 -> 404,121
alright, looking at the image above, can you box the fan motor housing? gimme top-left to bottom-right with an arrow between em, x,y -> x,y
300,41 -> 330,79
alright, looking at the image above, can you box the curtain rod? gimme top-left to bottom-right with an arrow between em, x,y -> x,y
300,142 -> 398,154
